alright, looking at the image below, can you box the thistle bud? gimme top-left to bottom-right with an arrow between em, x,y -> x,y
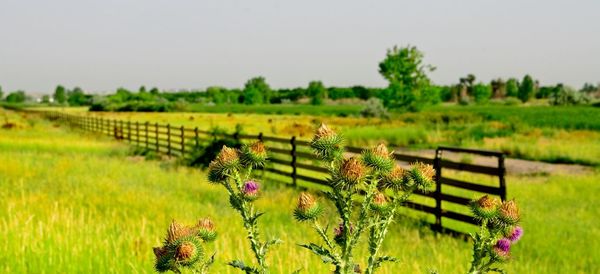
507,226 -> 523,242
498,200 -> 520,226
241,141 -> 268,168
409,162 -> 435,191
470,195 -> 500,220
166,220 -> 186,244
196,218 -> 217,242
371,192 -> 390,213
207,146 -> 240,183
242,180 -> 260,200
310,123 -> 344,161
362,143 -> 394,173
492,238 -> 511,260
332,157 -> 366,189
294,192 -> 323,221
173,236 -> 204,266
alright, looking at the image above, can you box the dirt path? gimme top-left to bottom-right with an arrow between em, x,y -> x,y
394,148 -> 593,176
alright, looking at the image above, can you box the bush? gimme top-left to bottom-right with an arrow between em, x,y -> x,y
503,97 -> 522,106
360,98 -> 389,118
549,85 -> 591,106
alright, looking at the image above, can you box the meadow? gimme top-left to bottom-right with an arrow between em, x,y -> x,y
1,108 -> 599,273
38,104 -> 600,166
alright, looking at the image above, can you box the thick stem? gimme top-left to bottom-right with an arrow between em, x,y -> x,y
240,201 -> 268,273
365,208 -> 396,274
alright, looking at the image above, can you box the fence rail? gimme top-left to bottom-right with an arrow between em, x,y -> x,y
22,109 -> 506,237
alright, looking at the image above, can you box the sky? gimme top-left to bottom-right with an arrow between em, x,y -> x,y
1,0 -> 599,94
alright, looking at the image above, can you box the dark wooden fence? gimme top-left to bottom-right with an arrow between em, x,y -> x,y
31,110 -> 506,236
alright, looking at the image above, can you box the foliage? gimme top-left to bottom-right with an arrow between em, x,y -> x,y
5,91 -> 27,103
54,85 -> 67,104
467,196 -> 524,273
517,75 -> 536,102
549,84 -> 591,106
67,87 -> 92,106
0,85 -> 3,100
244,77 -> 272,105
308,81 -> 327,105
152,219 -> 217,273
294,124 -> 433,273
360,98 -> 389,119
472,83 -> 492,104
505,79 -> 519,98
378,45 -> 435,110
207,143 -> 280,273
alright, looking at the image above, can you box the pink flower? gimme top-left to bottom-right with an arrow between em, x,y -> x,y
508,226 -> 523,242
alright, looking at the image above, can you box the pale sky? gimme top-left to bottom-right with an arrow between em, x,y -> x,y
1,0 -> 599,94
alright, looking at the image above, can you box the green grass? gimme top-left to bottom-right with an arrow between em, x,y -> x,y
187,104 -> 363,116
1,108 -> 599,273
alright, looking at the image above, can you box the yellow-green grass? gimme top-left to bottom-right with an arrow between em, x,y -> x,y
1,109 -> 599,273
30,107 -> 600,166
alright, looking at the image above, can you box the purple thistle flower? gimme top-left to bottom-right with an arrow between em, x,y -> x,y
243,180 -> 259,196
508,226 -> 523,242
495,238 -> 511,253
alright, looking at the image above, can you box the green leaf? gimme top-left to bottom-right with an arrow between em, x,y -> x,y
373,255 -> 397,269
227,260 -> 259,274
298,243 -> 336,264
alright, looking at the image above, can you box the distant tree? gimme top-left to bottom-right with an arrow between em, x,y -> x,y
580,82 -> 599,95
0,85 -> 3,100
472,83 -> 492,103
352,85 -> 373,100
41,95 -> 51,103
243,76 -> 271,105
67,87 -> 89,106
139,86 -> 147,93
6,90 -> 26,103
550,84 -> 591,106
54,85 -> 67,104
149,87 -> 160,95
490,78 -> 506,98
378,45 -> 435,110
307,81 -> 327,105
459,74 -> 476,102
207,86 -> 227,104
518,75 -> 536,102
505,78 -> 519,97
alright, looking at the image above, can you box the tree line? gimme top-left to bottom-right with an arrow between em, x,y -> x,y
1,46 -> 599,110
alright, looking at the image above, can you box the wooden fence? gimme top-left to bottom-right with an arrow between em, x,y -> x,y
31,110 -> 507,236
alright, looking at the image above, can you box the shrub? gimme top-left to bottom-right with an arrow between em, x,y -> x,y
360,98 -> 389,119
293,124 -> 433,273
549,85 -> 591,106
472,83 -> 492,104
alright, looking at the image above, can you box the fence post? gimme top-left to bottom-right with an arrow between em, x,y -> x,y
155,123 -> 159,153
127,121 -> 131,142
167,124 -> 171,157
290,136 -> 297,186
145,122 -> 149,149
136,121 -> 140,146
120,120 -> 124,140
433,148 -> 443,232
194,127 -> 199,147
499,154 -> 507,201
180,126 -> 185,156
258,132 -> 263,142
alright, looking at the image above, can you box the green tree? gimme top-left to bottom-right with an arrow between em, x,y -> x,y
243,76 -> 271,105
379,45 -> 435,110
472,83 -> 492,103
41,95 -> 51,103
518,75 -> 536,102
490,78 -> 506,98
67,87 -> 89,106
505,78 -> 519,97
0,85 -> 3,100
6,90 -> 27,103
307,81 -> 327,105
53,85 -> 67,104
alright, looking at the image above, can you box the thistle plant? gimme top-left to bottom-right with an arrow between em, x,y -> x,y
207,142 -> 280,274
294,124 -> 434,274
468,196 -> 524,274
153,219 -> 217,273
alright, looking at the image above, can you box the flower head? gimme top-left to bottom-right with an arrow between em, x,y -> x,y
498,200 -> 520,226
381,165 -> 407,191
242,180 -> 260,200
310,123 -> 344,161
332,157 -> 366,189
409,162 -> 435,191
241,141 -> 268,167
507,226 -> 523,242
195,218 -> 217,242
470,195 -> 500,220
207,146 -> 240,183
371,192 -> 390,213
294,192 -> 323,221
362,143 -> 395,173
492,238 -> 511,260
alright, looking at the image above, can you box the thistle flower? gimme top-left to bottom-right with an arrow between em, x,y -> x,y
241,141 -> 268,168
362,143 -> 395,173
196,218 -> 217,242
242,180 -> 260,200
332,157 -> 366,190
507,226 -> 523,242
173,236 -> 204,266
371,192 -> 390,213
381,165 -> 408,191
498,200 -> 520,226
154,220 -> 209,272
407,162 -> 435,191
207,145 -> 240,183
492,238 -> 511,260
310,123 -> 343,161
166,220 -> 188,244
294,192 -> 323,221
470,195 -> 500,220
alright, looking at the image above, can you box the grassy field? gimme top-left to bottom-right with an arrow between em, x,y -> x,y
1,108 -> 599,273
34,104 -> 600,166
